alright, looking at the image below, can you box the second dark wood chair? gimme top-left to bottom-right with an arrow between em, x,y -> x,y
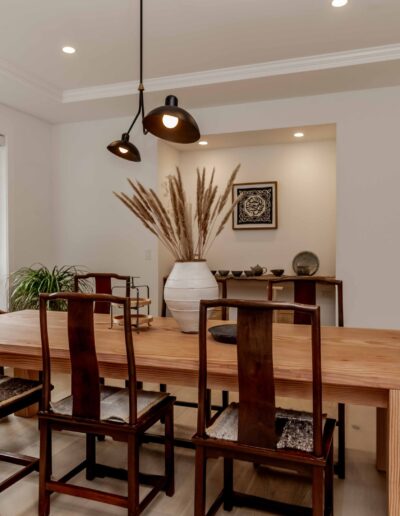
74,272 -> 131,313
0,372 -> 42,492
193,299 -> 335,516
38,292 -> 175,516
267,276 -> 345,479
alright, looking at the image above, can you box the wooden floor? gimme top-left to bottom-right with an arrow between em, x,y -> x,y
0,372 -> 386,515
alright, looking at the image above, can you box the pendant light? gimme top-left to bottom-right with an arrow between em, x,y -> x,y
107,0 -> 200,162
143,94 -> 200,143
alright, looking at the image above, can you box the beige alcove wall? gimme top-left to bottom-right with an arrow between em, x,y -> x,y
157,124 -> 337,323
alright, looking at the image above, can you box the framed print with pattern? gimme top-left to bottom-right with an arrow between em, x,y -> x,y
232,181 -> 278,230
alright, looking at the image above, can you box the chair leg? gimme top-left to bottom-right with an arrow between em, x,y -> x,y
206,389 -> 212,424
38,421 -> 51,516
222,391 -> 229,408
325,443 -> 334,516
312,468 -> 324,516
194,447 -> 207,516
86,434 -> 96,481
337,403 -> 345,479
223,458 -> 234,511
160,384 -> 167,424
127,434 -> 140,516
164,405 -> 175,497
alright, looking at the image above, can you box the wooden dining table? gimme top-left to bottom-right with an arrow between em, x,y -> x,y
0,309 -> 400,514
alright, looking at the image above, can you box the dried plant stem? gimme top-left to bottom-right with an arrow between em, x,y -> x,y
114,164 -> 241,261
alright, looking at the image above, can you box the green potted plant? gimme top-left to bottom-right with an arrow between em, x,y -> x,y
9,264 -> 86,312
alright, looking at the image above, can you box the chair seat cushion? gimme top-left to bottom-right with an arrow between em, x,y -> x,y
206,403 -> 322,453
0,375 -> 42,409
51,385 -> 168,423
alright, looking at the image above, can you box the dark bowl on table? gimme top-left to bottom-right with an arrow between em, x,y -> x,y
231,270 -> 243,278
218,270 -> 229,277
271,269 -> 285,277
244,270 -> 254,277
211,270 -> 217,275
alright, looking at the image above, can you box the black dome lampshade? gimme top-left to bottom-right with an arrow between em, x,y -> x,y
107,133 -> 141,162
143,95 -> 200,144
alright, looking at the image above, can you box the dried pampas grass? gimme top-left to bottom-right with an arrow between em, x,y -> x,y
114,165 -> 241,261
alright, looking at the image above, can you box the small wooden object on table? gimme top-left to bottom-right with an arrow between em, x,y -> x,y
110,278 -> 152,333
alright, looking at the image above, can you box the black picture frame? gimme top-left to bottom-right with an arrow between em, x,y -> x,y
232,181 -> 278,230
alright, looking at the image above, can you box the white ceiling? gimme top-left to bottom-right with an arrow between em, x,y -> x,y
170,124 -> 336,152
1,0 -> 400,123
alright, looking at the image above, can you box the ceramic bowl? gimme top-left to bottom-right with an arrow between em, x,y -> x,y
271,269 -> 285,277
244,270 -> 254,277
296,265 -> 311,276
218,270 -> 229,277
231,270 -> 243,278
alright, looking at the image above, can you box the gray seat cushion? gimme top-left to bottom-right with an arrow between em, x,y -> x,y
51,385 -> 167,423
207,403 -> 321,453
0,375 -> 42,409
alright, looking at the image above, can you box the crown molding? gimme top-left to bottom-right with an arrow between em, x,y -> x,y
0,57 -> 61,102
62,43 -> 400,104
0,43 -> 399,107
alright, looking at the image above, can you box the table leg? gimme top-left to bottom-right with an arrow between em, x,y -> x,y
388,390 -> 400,515
14,369 -> 39,418
376,407 -> 387,472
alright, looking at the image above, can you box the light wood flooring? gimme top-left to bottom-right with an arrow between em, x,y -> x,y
0,372 -> 386,515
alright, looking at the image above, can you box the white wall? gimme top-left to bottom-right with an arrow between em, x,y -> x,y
0,103 -> 54,309
185,85 -> 400,329
0,141 -> 7,309
157,142 -> 180,311
51,118 -> 160,314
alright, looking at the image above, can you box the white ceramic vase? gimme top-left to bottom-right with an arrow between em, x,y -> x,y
164,261 -> 219,333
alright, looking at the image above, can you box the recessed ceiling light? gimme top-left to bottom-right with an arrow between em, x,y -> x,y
199,141 -> 208,146
62,46 -> 76,54
331,0 -> 348,7
294,132 -> 304,138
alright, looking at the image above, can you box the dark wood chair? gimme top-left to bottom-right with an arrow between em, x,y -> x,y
38,292 -> 175,516
267,276 -> 345,479
0,373 -> 42,492
74,272 -> 136,416
193,299 -> 335,516
74,272 -> 131,314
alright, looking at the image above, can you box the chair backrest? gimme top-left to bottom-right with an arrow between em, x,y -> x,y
267,277 -> 343,326
74,273 -> 131,314
39,292 -> 138,424
197,299 -> 323,457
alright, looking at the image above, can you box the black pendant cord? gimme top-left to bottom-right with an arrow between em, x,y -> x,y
126,0 -> 146,136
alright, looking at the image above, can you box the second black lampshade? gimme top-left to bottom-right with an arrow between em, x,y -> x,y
143,95 -> 200,144
107,133 -> 141,162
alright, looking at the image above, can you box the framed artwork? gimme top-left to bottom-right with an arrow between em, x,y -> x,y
232,181 -> 278,230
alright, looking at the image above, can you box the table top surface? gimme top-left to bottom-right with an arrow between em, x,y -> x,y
0,310 -> 400,391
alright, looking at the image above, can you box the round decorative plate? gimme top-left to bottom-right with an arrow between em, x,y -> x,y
208,324 -> 237,344
292,251 -> 319,276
